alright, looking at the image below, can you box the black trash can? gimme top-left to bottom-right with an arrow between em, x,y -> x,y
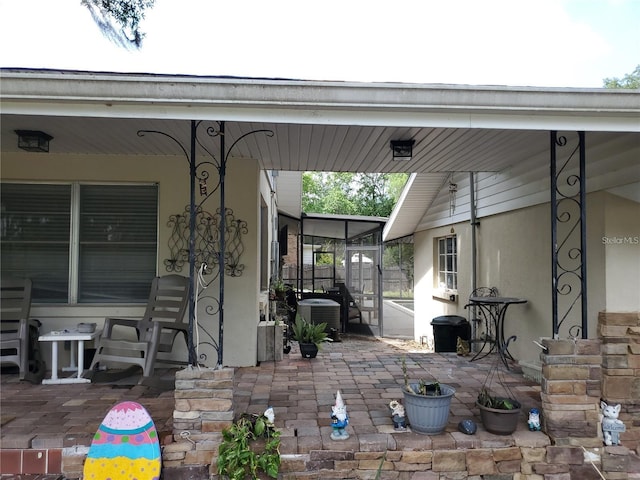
431,315 -> 471,353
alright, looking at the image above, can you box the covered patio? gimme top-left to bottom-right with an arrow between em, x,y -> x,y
1,70 -> 639,478
1,336 -> 547,479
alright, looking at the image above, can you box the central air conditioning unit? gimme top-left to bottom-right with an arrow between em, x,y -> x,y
297,298 -> 341,331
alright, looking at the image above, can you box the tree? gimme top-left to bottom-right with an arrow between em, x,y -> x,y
302,172 -> 408,217
603,65 -> 640,89
82,0 -> 155,48
383,238 -> 414,297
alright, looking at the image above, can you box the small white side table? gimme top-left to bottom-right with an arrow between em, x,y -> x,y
38,329 -> 101,384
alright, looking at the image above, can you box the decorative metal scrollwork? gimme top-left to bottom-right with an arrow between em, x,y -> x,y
138,120 -> 273,367
550,131 -> 587,339
164,205 -> 247,277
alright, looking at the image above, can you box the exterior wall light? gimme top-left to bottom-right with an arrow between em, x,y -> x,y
390,139 -> 414,161
15,130 -> 53,152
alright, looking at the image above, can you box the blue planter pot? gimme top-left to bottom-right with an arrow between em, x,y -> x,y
402,383 -> 455,435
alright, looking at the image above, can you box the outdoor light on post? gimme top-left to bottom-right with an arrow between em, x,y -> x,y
390,140 -> 414,161
15,130 -> 53,152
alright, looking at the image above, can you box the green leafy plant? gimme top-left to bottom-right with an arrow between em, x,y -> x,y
217,414 -> 281,480
269,277 -> 286,300
477,387 -> 519,410
401,355 -> 441,395
291,313 -> 329,348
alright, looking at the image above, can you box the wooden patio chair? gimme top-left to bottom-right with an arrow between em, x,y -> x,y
87,274 -> 190,384
1,277 -> 45,383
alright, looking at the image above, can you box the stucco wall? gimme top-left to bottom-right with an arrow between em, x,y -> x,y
1,151 -> 265,367
413,191 -> 638,366
602,192 -> 640,311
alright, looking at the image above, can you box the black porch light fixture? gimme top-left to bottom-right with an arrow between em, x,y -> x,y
390,139 -> 414,161
15,130 -> 53,152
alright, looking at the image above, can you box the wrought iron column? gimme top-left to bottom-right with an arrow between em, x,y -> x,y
139,121 -> 273,368
217,121 -> 226,367
188,120 -> 198,365
550,131 -> 588,339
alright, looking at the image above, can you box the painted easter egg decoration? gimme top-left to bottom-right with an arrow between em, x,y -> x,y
83,401 -> 161,480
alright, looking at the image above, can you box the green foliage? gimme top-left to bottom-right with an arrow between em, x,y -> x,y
82,0 -> 155,47
401,356 -> 440,395
383,239 -> 414,288
477,388 -> 520,410
302,172 -> 408,217
217,414 -> 281,480
270,277 -> 285,293
603,65 -> 640,89
414,380 -> 441,396
291,313 -> 329,348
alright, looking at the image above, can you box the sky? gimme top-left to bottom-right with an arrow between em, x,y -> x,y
0,0 -> 638,88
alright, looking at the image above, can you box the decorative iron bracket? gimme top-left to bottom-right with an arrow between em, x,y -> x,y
550,131 -> 587,339
165,205 -> 247,277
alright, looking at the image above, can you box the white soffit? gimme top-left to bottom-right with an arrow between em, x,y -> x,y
275,171 -> 302,218
383,173 -> 451,241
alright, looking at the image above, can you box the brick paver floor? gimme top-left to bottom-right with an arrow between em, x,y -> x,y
1,334 -> 542,467
233,335 -> 542,454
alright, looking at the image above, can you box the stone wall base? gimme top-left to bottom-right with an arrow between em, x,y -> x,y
161,445 -> 639,480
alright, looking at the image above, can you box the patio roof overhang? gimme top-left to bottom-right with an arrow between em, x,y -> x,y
2,68 -> 639,235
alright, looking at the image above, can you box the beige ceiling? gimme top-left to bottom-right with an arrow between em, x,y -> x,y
2,114 -> 552,175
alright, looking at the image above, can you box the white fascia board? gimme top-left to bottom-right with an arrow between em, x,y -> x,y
383,174 -> 416,242
2,70 -> 639,132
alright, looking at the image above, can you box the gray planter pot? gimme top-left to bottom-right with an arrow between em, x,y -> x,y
476,400 -> 521,435
402,383 -> 455,435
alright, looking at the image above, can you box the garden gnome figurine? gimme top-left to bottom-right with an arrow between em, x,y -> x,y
527,408 -> 541,431
389,400 -> 407,431
330,390 -> 349,440
264,406 -> 275,426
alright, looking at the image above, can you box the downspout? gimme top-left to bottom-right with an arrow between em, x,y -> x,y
271,171 -> 280,282
470,172 -> 477,293
469,172 -> 478,341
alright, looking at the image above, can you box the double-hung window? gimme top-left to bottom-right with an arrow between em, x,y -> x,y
1,182 -> 158,303
437,234 -> 457,291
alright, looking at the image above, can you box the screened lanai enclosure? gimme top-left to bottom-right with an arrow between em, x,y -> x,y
279,213 -> 413,337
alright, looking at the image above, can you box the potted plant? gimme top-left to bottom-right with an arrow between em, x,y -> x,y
269,277 -> 286,301
475,335 -> 522,435
400,356 -> 456,434
291,313 -> 329,358
217,412 -> 281,479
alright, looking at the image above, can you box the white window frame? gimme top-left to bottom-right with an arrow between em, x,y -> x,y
1,181 -> 158,304
436,234 -> 458,293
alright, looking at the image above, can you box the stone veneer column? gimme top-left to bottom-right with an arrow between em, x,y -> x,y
540,337 -> 602,446
599,311 -> 640,453
162,367 -> 234,477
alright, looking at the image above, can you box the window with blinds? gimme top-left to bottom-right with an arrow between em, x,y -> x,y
1,183 -> 158,303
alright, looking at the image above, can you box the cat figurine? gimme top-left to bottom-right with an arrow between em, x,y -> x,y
456,336 -> 470,356
601,401 -> 625,446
